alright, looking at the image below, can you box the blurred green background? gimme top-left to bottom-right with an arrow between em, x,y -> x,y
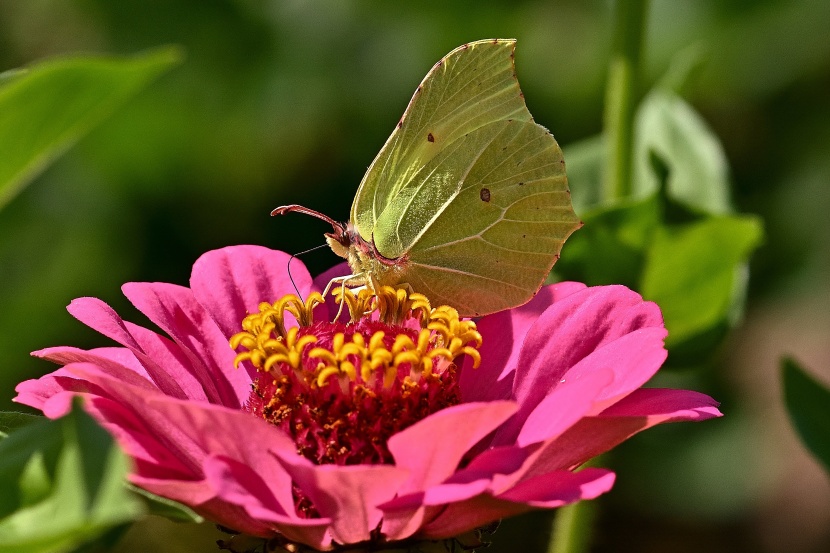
1,0 -> 828,551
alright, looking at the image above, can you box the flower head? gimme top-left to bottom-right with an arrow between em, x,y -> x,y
15,245 -> 721,551
231,287 -> 476,467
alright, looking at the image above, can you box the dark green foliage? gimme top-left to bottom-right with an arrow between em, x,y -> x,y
782,358 -> 830,474
0,401 -> 144,552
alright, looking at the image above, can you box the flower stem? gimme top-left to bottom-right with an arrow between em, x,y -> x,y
544,454 -> 608,553
546,499 -> 597,553
602,0 -> 649,202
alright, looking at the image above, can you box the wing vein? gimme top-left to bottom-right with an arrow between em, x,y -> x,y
396,123 -> 509,251
408,262 -> 528,292
419,189 -> 572,252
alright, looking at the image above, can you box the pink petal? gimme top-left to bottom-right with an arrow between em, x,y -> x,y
20,363 -> 204,477
190,246 -> 313,340
14,368 -> 105,418
86,395 -> 195,475
422,478 -> 494,506
420,495 -> 530,540
80,371 -> 313,531
497,467 -> 616,506
62,363 -> 208,471
379,475 -> 493,542
383,432 -> 604,539
66,297 -> 238,405
202,455 -> 333,550
380,470 -> 497,516
189,497 -> 282,538
460,282 -> 587,403
454,445 -> 530,483
143,395 -> 300,515
16,352 -> 165,420
120,282 -> 249,406
130,474 -> 279,539
570,328 -> 669,415
34,346 -> 148,377
515,387 -> 722,480
419,468 -> 614,540
515,368 -> 614,447
127,321 -> 227,400
276,454 -> 409,545
66,297 -> 189,398
128,474 -> 217,508
201,455 -> 299,521
509,286 -> 664,437
387,401 -> 517,495
50,363 -> 273,484
599,387 -> 722,420
380,505 -> 428,543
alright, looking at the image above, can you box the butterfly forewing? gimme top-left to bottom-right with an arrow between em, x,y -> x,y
371,124 -> 500,258
351,39 -> 530,243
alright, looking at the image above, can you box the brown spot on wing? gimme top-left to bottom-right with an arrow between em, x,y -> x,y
480,188 -> 491,202
427,132 -> 435,142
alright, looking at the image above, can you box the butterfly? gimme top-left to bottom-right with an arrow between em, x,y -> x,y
273,39 -> 581,317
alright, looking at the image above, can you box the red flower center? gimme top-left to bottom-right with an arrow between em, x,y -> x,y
230,287 -> 482,466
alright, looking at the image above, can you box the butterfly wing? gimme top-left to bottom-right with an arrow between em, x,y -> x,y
351,39 -> 531,246
396,119 -> 578,316
351,39 -> 580,316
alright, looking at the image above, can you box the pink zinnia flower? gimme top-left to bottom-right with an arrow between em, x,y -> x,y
15,245 -> 721,551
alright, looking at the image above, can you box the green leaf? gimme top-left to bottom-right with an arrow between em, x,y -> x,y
126,484 -> 203,523
0,411 -> 41,438
0,68 -> 26,87
556,195 -> 660,289
562,134 -> 605,213
633,90 -> 732,215
0,47 -> 182,210
0,400 -> 144,553
654,43 -> 707,96
782,357 -> 830,473
640,215 -> 763,356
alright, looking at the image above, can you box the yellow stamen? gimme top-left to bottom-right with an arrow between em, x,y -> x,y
334,287 -> 377,323
375,286 -> 432,327
230,285 -> 483,388
230,292 -> 323,353
284,292 -> 325,328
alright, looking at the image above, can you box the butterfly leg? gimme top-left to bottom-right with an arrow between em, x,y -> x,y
323,273 -> 368,322
320,273 -> 362,299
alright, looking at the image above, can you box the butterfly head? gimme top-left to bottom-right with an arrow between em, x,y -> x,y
272,204 -> 407,291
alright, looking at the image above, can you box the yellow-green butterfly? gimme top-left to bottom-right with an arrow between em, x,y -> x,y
274,39 -> 581,317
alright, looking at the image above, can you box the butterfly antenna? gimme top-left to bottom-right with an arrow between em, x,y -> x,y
287,243 -> 329,297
